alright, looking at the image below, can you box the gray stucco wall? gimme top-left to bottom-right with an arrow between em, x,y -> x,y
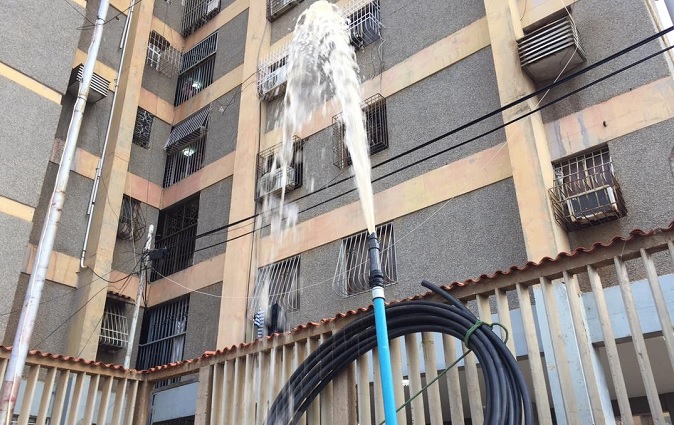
129,116 -> 170,187
0,215 -> 33,342
154,0 -> 184,33
286,178 -> 527,327
184,282 -> 222,358
112,203 -> 160,274
55,93 -> 112,158
142,62 -> 178,104
567,120 -> 674,249
540,0 -> 670,123
4,276 -> 76,355
279,47 -> 504,224
0,79 -> 63,208
194,178 -> 233,263
205,87 -> 241,163
78,1 -> 126,71
0,0 -> 82,93
30,167 -> 93,259
213,10 -> 249,80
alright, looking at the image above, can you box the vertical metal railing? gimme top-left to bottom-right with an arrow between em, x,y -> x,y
162,135 -> 207,187
175,56 -> 215,106
181,0 -> 220,37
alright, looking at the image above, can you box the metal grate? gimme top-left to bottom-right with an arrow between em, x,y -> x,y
180,32 -> 218,74
146,31 -> 182,78
257,44 -> 289,101
249,255 -> 301,321
549,147 -> 627,231
67,64 -> 110,103
133,107 -> 155,148
333,222 -> 397,297
117,195 -> 146,241
344,0 -> 381,50
175,56 -> 215,106
181,0 -> 220,37
267,0 -> 302,21
137,297 -> 189,370
151,196 -> 200,280
256,137 -> 304,199
333,93 -> 389,169
162,107 -> 210,188
99,298 -> 129,351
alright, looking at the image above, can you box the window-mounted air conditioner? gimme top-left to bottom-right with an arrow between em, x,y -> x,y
260,64 -> 288,100
517,15 -> 586,82
348,3 -> 381,50
67,64 -> 110,103
268,0 -> 302,21
565,185 -> 620,224
258,166 -> 296,197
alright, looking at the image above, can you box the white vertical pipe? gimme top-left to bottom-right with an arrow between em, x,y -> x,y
0,1 -> 111,422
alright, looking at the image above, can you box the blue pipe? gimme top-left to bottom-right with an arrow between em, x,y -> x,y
368,233 -> 398,425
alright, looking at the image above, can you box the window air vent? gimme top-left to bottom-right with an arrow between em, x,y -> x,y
267,0 -> 303,22
67,64 -> 110,103
256,136 -> 304,199
517,15 -> 586,82
258,45 -> 289,101
344,0 -> 381,50
549,147 -> 627,231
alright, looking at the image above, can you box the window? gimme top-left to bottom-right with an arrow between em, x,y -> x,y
250,256 -> 301,314
267,0 -> 301,22
117,195 -> 145,241
549,146 -> 627,231
175,33 -> 218,106
333,93 -> 389,169
133,108 -> 155,149
345,0 -> 381,50
163,106 -> 211,187
257,45 -> 289,101
137,297 -> 189,370
256,137 -> 304,199
146,31 -> 181,78
333,223 -> 397,297
181,0 -> 220,37
99,297 -> 129,352
152,195 -> 200,280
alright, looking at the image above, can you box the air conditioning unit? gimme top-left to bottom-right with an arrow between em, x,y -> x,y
67,64 -> 110,103
565,185 -> 620,224
268,0 -> 302,21
260,64 -> 288,100
517,15 -> 586,82
348,4 -> 381,50
205,0 -> 219,16
258,166 -> 296,197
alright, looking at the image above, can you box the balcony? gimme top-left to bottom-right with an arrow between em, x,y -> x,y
3,221 -> 674,424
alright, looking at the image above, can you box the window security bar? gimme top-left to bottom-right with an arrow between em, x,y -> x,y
333,93 -> 389,169
151,197 -> 200,280
181,0 -> 220,37
257,43 -> 290,101
137,297 -> 189,370
344,0 -> 381,50
175,56 -> 215,106
163,106 -> 211,187
549,147 -> 627,231
99,299 -> 129,351
256,136 -> 304,199
117,195 -> 146,242
248,255 -> 301,320
146,31 -> 181,78
333,222 -> 397,297
133,107 -> 155,149
267,0 -> 302,22
180,32 -> 218,74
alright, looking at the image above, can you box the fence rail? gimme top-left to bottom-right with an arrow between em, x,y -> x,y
2,227 -> 674,424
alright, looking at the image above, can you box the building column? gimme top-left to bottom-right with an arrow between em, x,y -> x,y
216,0 -> 269,348
65,0 -> 155,358
484,0 -> 569,260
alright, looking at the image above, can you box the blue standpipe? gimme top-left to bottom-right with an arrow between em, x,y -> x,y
368,232 -> 398,425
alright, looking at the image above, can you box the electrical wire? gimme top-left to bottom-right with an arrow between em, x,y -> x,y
264,281 -> 532,425
165,25 -> 674,250
78,0 -> 144,30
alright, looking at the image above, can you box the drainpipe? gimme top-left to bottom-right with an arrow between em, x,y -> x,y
80,0 -> 137,269
0,0 -> 111,421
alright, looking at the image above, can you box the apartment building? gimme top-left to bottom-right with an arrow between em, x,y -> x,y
2,0 -> 674,423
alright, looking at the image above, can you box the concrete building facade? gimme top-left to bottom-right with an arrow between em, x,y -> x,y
2,0 -> 674,422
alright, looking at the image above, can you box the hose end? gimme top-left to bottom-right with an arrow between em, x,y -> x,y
368,232 -> 384,289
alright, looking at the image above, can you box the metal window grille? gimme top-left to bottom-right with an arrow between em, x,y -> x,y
333,222 -> 397,297
99,298 -> 129,351
133,107 -> 155,148
163,106 -> 211,187
257,44 -> 289,101
117,195 -> 146,241
333,93 -> 389,169
151,196 -> 200,280
267,0 -> 302,21
175,56 -> 215,106
180,32 -> 218,74
256,136 -> 304,199
344,0 -> 381,50
549,146 -> 627,231
181,0 -> 220,37
146,31 -> 182,78
137,297 -> 189,371
249,256 -> 301,320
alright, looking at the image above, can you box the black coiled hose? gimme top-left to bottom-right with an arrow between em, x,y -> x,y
264,281 -> 532,425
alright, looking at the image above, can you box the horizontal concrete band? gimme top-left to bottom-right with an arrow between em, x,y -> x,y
0,196 -> 35,222
0,62 -> 62,104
